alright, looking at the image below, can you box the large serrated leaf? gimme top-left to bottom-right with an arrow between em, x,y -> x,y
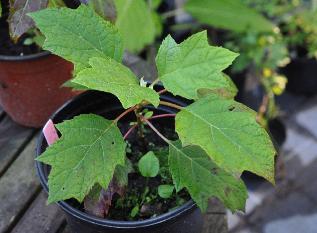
185,0 -> 274,33
72,56 -> 160,109
175,96 -> 276,183
37,114 -> 126,204
9,0 -> 48,40
114,0 -> 156,53
169,142 -> 247,212
156,31 -> 238,100
29,5 -> 123,72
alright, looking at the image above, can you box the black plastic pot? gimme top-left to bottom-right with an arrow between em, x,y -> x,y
281,58 -> 317,96
35,90 -> 203,233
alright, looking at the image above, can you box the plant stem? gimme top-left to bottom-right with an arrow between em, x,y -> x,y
135,109 -> 144,138
148,114 -> 176,120
123,124 -> 138,140
161,8 -> 184,20
158,89 -> 167,95
114,106 -> 138,123
123,114 -> 176,140
141,116 -> 171,144
159,101 -> 183,110
149,79 -> 160,89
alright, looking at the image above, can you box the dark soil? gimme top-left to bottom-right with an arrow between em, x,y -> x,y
0,0 -> 42,56
67,116 -> 191,221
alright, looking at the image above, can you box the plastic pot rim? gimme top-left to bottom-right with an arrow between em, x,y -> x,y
0,50 -> 51,62
35,91 -> 197,230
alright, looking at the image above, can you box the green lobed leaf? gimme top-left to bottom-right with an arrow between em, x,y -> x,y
72,56 -> 160,109
138,151 -> 160,178
184,0 -> 274,33
114,0 -> 156,53
168,142 -> 247,212
156,31 -> 239,100
29,5 -> 124,72
175,96 -> 276,183
9,0 -> 48,40
37,114 -> 126,204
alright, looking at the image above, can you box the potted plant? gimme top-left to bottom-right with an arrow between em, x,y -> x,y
0,0 -> 79,128
33,6 -> 276,233
279,1 -> 317,96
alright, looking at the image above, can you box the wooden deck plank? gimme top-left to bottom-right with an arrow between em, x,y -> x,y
11,191 -> 65,233
202,214 -> 228,233
0,137 -> 41,233
61,226 -> 72,233
0,116 -> 35,176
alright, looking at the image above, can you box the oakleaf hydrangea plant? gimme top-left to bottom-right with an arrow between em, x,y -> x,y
30,5 -> 276,216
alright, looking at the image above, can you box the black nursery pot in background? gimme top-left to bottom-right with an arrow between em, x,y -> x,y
281,58 -> 317,96
35,91 -> 203,233
239,84 -> 287,148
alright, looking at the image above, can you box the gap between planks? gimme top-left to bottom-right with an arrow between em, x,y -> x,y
0,116 -> 36,177
0,136 -> 41,233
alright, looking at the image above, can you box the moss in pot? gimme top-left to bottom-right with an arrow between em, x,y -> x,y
32,5 -> 276,233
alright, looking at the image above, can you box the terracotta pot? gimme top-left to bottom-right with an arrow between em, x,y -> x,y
0,51 -> 78,128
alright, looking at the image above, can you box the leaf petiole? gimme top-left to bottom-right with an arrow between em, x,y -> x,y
114,105 -> 139,123
123,114 -> 176,140
159,101 -> 183,110
140,116 -> 171,145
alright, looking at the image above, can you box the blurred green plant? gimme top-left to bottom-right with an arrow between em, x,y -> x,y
224,28 -> 289,124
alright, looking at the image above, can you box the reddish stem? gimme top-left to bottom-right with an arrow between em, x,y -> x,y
123,114 -> 176,140
114,106 -> 138,123
159,101 -> 183,110
140,116 -> 171,144
123,124 -> 138,140
148,113 -> 176,120
158,89 -> 167,95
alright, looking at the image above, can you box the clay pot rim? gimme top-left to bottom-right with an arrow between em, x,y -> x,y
0,50 -> 51,62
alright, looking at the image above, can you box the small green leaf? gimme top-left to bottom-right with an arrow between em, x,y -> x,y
143,110 -> 154,118
138,151 -> 160,178
185,0 -> 274,32
175,96 -> 276,183
169,142 -> 247,212
72,56 -> 160,109
29,5 -> 124,73
114,0 -> 156,52
130,205 -> 139,218
158,185 -> 174,199
9,0 -> 48,40
156,31 -> 239,100
37,114 -> 126,204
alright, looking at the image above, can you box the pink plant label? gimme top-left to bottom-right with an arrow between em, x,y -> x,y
43,119 -> 59,146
